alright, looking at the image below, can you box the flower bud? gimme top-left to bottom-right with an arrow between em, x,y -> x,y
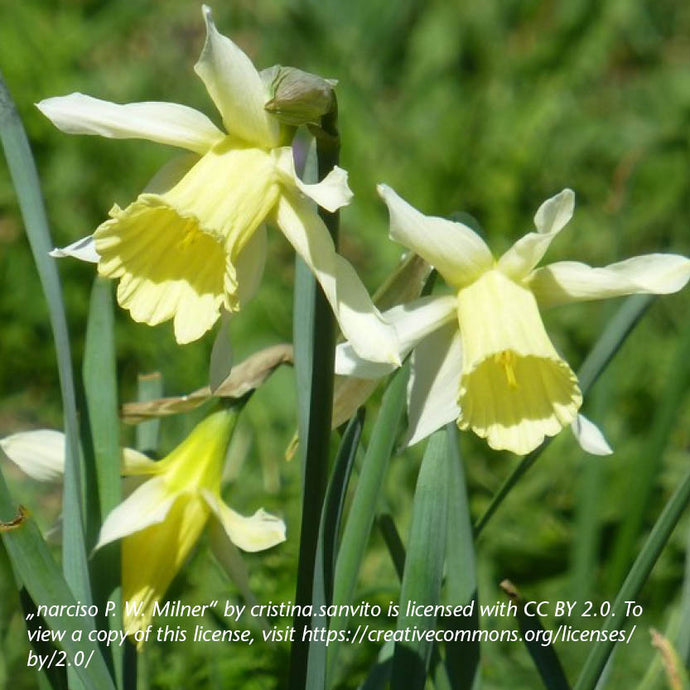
263,65 -> 336,126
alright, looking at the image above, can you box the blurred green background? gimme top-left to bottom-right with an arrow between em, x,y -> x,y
1,0 -> 690,688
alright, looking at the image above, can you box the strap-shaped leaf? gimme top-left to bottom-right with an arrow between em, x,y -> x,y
328,365 -> 409,681
575,462 -> 690,690
1,72 -> 94,690
391,430 -> 449,689
0,472 -> 115,689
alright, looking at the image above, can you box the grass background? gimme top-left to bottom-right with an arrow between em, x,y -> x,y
1,0 -> 690,687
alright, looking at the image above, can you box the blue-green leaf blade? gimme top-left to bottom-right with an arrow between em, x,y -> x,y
391,430 -> 449,690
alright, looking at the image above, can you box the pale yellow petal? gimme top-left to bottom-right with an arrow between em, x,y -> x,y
274,148 -> 353,212
404,323 -> 463,447
571,414 -> 613,456
122,493 -> 210,635
456,269 -> 581,454
94,141 -> 279,344
498,189 -> 575,279
0,429 -> 66,481
377,184 -> 493,288
95,199 -> 225,343
37,93 -> 225,154
160,407 -> 238,491
161,140 -> 280,255
194,6 -> 279,147
275,192 -> 400,365
96,477 -> 176,549
121,448 -> 160,475
203,491 -> 286,552
334,295 -> 456,378
50,236 -> 99,263
528,255 -> 690,309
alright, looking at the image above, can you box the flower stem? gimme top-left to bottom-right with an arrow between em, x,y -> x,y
288,105 -> 340,689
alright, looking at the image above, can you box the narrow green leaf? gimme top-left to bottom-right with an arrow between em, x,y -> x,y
574,462 -> 690,690
377,514 -> 405,579
675,524 -> 690,665
328,365 -> 409,681
391,430 -> 449,690
82,277 -> 124,689
443,425 -> 480,689
605,315 -> 690,594
570,396 -> 608,604
322,408 -> 365,604
82,278 -> 121,529
305,410 -> 365,690
0,72 -> 93,690
0,471 -> 116,690
474,294 -> 653,536
377,514 -> 452,690
575,294 -> 653,392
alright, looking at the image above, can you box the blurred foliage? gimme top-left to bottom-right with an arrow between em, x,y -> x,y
1,0 -> 690,688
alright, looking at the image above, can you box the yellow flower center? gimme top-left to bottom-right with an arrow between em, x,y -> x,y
176,219 -> 204,250
494,350 -> 518,389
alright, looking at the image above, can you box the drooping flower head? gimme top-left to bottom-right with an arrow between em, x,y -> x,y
1,409 -> 286,638
38,6 -> 398,365
337,186 -> 690,455
95,406 -> 285,636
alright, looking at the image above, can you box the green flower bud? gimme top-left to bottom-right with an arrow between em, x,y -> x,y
262,65 -> 337,127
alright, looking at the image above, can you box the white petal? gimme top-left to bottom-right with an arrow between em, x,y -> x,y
528,254 -> 690,309
334,344 -> 398,379
498,189 -> 575,279
571,414 -> 613,455
194,6 -> 279,147
203,490 -> 286,552
534,188 -> 576,236
95,477 -> 176,549
296,166 -> 353,212
275,149 -> 353,212
37,94 -> 224,155
275,193 -> 401,365
378,184 -> 493,288
50,236 -> 99,263
334,295 -> 457,378
0,430 -> 65,481
402,324 -> 463,447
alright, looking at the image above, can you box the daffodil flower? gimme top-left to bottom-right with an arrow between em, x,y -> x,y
0,408 -> 285,636
37,6 -> 398,365
336,186 -> 690,455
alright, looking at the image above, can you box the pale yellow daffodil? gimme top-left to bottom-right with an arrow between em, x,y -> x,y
336,186 -> 690,455
38,6 -> 398,365
0,408 -> 285,637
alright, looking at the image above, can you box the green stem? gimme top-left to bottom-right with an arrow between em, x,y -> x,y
288,106 -> 340,690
